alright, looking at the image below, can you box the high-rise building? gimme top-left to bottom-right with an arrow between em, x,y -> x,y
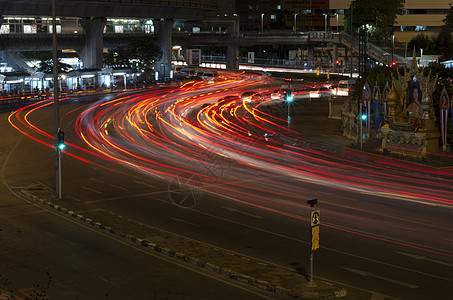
234,0 -> 451,44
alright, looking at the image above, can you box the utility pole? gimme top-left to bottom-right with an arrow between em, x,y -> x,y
350,4 -> 353,78
52,0 -> 62,199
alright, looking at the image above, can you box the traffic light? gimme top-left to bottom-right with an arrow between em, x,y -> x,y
286,90 -> 293,102
57,130 -> 65,151
335,60 -> 340,66
391,61 -> 396,66
361,107 -> 367,121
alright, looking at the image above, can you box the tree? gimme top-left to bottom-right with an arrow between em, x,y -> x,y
408,34 -> 434,55
343,0 -> 403,45
434,27 -> 453,60
443,4 -> 453,31
33,51 -> 72,73
104,36 -> 162,73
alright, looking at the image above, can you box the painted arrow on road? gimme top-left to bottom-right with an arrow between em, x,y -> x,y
396,251 -> 453,268
342,267 -> 419,289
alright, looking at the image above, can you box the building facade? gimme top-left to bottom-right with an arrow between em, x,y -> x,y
234,0 -> 451,43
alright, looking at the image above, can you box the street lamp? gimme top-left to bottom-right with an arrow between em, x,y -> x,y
391,34 -> 395,66
293,13 -> 298,34
261,13 -> 264,34
323,13 -> 327,33
420,48 -> 423,66
334,13 -> 339,32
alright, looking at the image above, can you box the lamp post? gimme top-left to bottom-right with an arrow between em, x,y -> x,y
350,3 -> 353,78
323,13 -> 327,33
261,13 -> 264,34
420,48 -> 423,66
293,13 -> 298,34
334,13 -> 339,32
392,34 -> 395,66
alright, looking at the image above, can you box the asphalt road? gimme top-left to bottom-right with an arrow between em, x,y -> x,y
3,85 -> 453,300
0,100 -> 284,300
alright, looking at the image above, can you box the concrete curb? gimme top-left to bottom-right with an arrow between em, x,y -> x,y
20,189 -> 346,299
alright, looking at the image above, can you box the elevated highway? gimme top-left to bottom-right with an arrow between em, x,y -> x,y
1,0 -> 217,75
0,30 -> 405,73
0,0 -> 216,19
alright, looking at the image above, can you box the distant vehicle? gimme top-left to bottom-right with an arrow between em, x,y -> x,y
200,70 -> 218,83
270,89 -> 283,100
292,87 -> 309,100
179,67 -> 197,78
217,95 -> 240,114
241,91 -> 262,102
317,86 -> 331,97
331,80 -> 350,96
308,87 -> 321,99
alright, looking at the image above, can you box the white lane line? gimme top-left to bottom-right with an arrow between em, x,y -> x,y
81,186 -> 103,194
342,267 -> 419,289
370,294 -> 386,300
222,206 -> 262,219
90,177 -> 104,183
396,251 -> 453,268
109,184 -> 129,191
167,216 -> 200,227
134,180 -> 156,189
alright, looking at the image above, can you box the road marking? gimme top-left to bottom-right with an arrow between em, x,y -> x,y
222,206 -> 262,219
134,180 -> 156,189
109,184 -> 129,191
370,294 -> 386,300
167,216 -> 200,227
342,267 -> 419,289
90,177 -> 104,183
396,251 -> 453,268
81,186 -> 103,194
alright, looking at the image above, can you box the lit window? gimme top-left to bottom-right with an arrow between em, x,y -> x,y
415,26 -> 426,31
248,5 -> 252,10
271,15 -> 276,20
277,5 -> 281,10
248,15 -> 252,20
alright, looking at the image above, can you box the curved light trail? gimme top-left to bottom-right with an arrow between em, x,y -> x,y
8,71 -> 453,258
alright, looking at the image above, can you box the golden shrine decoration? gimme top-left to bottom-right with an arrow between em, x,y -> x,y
378,49 -> 439,155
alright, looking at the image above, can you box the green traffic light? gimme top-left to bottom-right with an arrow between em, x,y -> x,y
58,143 -> 65,150
361,114 -> 367,120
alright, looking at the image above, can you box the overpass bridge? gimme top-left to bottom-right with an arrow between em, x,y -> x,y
0,0 -> 216,19
0,29 -> 405,73
0,0 -> 217,77
1,0 -> 404,74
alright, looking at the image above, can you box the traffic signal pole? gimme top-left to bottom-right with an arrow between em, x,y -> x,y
52,0 -> 62,200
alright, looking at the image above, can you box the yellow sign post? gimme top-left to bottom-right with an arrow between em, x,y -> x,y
311,226 -> 320,251
307,199 -> 319,287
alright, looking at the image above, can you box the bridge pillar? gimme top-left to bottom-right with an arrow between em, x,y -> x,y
333,43 -> 338,71
79,17 -> 106,69
226,44 -> 239,70
154,19 -> 174,81
308,45 -> 314,68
